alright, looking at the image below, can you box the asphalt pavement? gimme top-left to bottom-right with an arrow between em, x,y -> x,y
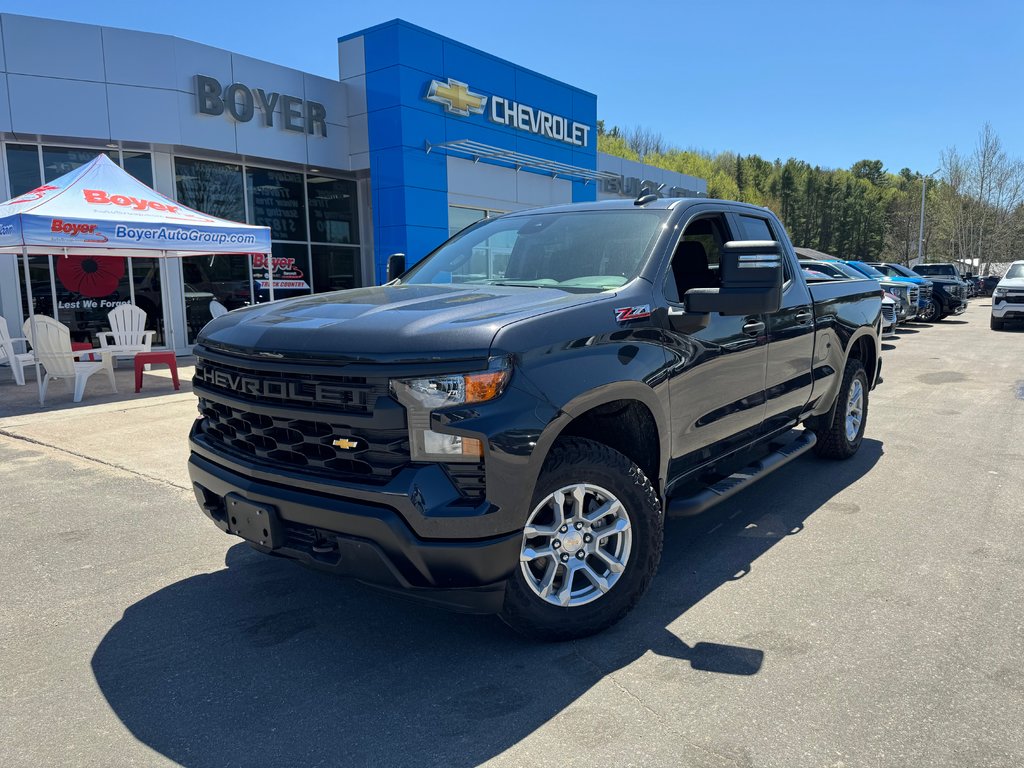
2,300 -> 1023,768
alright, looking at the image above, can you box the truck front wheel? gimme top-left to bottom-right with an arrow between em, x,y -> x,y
813,358 -> 868,460
920,298 -> 941,322
500,438 -> 663,641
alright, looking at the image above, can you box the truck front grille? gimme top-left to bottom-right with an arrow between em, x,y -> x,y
198,397 -> 409,483
192,351 -> 488,500
908,286 -> 920,305
882,303 -> 897,324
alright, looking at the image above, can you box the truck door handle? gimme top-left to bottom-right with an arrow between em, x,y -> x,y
795,309 -> 813,324
742,320 -> 765,336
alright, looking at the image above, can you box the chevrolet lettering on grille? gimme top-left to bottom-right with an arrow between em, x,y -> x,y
197,365 -> 353,406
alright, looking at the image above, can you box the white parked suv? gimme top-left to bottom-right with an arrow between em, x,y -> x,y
991,261 -> 1024,330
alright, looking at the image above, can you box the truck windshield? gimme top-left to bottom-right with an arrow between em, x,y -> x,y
915,265 -> 957,277
1006,264 -> 1024,279
876,263 -> 917,278
401,209 -> 668,292
824,261 -> 866,279
849,262 -> 887,279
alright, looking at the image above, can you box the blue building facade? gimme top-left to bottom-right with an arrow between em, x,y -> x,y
340,21 -> 600,284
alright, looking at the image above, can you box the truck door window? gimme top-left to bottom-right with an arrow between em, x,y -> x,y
665,215 -> 727,303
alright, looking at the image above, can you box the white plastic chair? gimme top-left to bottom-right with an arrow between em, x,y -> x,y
209,300 -> 229,318
23,316 -> 116,403
97,304 -> 155,367
0,316 -> 34,386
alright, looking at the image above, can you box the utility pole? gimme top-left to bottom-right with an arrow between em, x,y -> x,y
916,168 -> 941,265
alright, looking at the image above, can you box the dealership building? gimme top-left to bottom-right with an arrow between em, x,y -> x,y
0,14 -> 706,352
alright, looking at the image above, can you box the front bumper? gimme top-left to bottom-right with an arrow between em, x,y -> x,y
188,448 -> 520,613
992,301 -> 1024,320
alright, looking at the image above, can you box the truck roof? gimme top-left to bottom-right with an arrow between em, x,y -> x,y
500,197 -> 772,216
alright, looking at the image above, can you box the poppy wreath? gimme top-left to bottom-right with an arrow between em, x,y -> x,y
56,254 -> 126,298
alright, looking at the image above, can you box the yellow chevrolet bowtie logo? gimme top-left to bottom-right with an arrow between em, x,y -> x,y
332,438 -> 360,450
425,78 -> 487,117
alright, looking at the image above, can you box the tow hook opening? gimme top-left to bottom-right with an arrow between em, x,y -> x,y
312,535 -> 338,556
193,483 -> 226,525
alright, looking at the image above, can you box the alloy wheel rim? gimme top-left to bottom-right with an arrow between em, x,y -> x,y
845,378 -> 864,442
519,483 -> 632,607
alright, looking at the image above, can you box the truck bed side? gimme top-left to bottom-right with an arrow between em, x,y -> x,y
806,277 -> 883,417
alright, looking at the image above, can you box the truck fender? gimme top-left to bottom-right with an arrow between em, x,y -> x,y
528,380 -> 670,500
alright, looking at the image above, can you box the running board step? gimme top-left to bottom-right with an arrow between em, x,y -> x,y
666,429 -> 817,518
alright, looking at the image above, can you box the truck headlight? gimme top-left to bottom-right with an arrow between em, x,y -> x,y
390,359 -> 511,463
993,287 -> 1007,298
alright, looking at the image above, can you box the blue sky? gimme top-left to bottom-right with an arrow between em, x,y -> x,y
4,0 -> 1021,174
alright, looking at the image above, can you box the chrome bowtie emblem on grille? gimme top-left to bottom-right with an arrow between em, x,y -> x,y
332,437 -> 361,450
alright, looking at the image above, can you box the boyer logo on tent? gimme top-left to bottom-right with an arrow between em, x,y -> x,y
49,219 -> 108,243
83,189 -> 182,213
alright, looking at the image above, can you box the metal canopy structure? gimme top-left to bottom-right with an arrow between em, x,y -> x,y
425,139 -> 620,184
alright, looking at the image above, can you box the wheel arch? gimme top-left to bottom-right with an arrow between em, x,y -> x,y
844,328 -> 878,390
532,383 -> 669,501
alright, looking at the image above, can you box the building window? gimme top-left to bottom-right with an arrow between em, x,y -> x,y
311,244 -> 360,293
42,146 -> 116,182
122,151 -> 154,186
246,167 -> 308,241
175,157 -> 245,222
307,176 -> 358,244
5,144 -> 41,197
181,253 -> 253,344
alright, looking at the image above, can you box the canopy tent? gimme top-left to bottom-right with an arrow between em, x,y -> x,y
0,153 -> 272,403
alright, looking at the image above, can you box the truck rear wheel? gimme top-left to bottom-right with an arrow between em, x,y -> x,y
500,438 -> 663,641
813,358 -> 868,460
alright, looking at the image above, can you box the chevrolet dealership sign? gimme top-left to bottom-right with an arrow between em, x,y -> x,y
425,78 -> 591,148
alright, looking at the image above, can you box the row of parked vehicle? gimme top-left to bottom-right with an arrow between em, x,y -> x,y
794,249 -> 985,334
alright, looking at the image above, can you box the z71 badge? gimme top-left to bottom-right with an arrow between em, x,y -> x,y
614,305 -> 652,322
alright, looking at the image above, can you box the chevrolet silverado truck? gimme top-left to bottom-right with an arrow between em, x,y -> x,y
907,263 -> 969,320
991,260 -> 1024,330
189,198 -> 882,640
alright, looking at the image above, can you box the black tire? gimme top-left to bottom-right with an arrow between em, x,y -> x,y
991,316 -> 1004,331
499,437 -> 663,641
813,358 -> 868,460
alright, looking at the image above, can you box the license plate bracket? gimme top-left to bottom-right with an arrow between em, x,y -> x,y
225,493 -> 283,549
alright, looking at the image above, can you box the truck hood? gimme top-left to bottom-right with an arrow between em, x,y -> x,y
887,275 -> 932,286
997,277 -> 1024,290
197,284 -> 607,363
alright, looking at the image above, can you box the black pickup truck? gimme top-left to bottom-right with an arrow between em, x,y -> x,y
189,198 -> 882,640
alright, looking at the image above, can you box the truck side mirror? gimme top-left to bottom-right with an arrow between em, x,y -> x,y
684,240 -> 784,316
386,253 -> 406,282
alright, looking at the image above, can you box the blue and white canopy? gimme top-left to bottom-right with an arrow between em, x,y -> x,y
0,153 -> 270,257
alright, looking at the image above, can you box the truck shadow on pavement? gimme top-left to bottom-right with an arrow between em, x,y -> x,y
91,439 -> 883,767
